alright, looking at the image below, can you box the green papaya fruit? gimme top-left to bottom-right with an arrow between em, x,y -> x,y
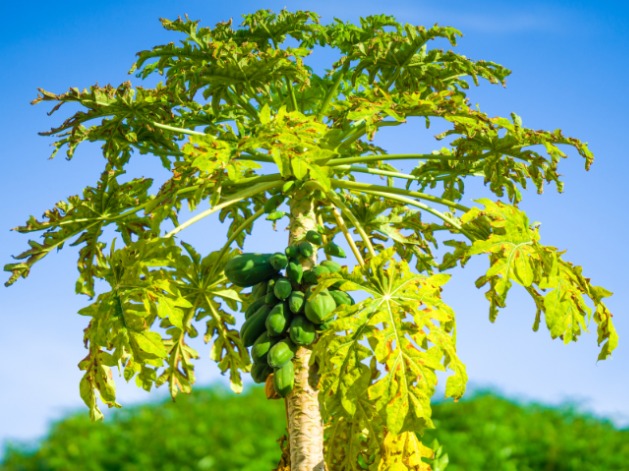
251,332 -> 277,363
264,291 -> 278,305
289,315 -> 317,346
251,362 -> 273,384
288,290 -> 305,314
266,278 -> 276,293
305,230 -> 323,246
302,265 -> 330,284
313,265 -> 331,277
273,360 -> 295,397
265,302 -> 292,337
285,245 -> 299,259
273,278 -> 293,300
267,339 -> 295,368
251,281 -> 268,300
301,268 -> 317,285
264,194 -> 285,213
286,261 -> 303,284
304,289 -> 337,324
297,241 -> 315,258
320,260 -> 342,273
329,289 -> 355,307
240,304 -> 272,347
244,296 -> 267,320
269,253 -> 289,271
302,269 -> 315,285
224,253 -> 279,287
323,242 -> 346,258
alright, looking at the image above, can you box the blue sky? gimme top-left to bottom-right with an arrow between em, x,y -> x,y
1,0 -> 628,451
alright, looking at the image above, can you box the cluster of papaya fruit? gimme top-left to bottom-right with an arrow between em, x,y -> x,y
224,230 -> 354,397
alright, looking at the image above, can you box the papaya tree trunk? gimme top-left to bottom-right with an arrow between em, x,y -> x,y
286,188 -> 326,471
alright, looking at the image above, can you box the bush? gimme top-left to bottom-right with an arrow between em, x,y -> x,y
1,387 -> 286,471
425,391 -> 629,471
2,388 -> 627,470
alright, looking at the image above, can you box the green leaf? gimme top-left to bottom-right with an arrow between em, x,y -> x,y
462,200 -> 617,358
513,250 -> 535,287
291,157 -> 309,180
315,248 -> 465,466
5,170 -> 152,296
130,331 -> 168,358
177,247 -> 249,393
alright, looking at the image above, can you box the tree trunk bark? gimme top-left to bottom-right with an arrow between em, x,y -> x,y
285,188 -> 326,471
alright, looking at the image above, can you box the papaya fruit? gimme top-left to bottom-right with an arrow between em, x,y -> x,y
269,252 -> 288,271
297,241 -> 315,258
323,242 -> 346,258
251,281 -> 268,300
313,265 -> 331,278
305,230 -> 323,246
244,296 -> 267,320
240,304 -> 272,347
329,289 -> 355,307
320,260 -> 342,273
265,374 -> 281,400
251,332 -> 277,363
264,194 -> 285,213
285,245 -> 299,259
302,269 -> 314,285
264,291 -> 278,305
286,261 -> 303,284
304,289 -> 337,324
251,362 -> 273,384
224,253 -> 279,287
267,339 -> 295,368
266,302 -> 292,337
273,360 -> 295,397
288,290 -> 305,314
266,278 -> 276,293
273,278 -> 293,300
289,315 -> 317,346
302,265 -> 330,284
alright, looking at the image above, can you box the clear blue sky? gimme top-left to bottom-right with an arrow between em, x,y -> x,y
1,0 -> 628,451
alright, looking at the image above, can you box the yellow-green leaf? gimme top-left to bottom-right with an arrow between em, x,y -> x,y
131,331 -> 167,358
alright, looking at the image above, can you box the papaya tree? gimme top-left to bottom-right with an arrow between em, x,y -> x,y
5,9 -> 617,471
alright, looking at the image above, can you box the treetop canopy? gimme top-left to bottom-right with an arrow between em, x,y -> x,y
5,12 -> 616,463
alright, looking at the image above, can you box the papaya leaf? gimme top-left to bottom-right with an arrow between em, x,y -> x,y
323,365 -> 380,470
77,239 -> 196,405
5,171 -> 152,296
78,350 -> 120,421
32,83 -> 189,168
332,192 -> 439,273
462,199 -> 617,359
176,245 -> 248,393
378,431 -> 434,471
315,248 -> 465,466
183,133 -> 261,183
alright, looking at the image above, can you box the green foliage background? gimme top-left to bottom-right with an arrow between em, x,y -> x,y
2,387 -> 627,471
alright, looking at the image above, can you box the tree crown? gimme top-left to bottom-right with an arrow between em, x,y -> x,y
5,9 -> 617,469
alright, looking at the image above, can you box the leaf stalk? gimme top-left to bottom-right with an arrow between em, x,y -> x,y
165,181 -> 282,238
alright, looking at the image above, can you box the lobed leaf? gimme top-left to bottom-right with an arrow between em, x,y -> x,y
315,248 -> 466,468
5,171 -> 152,296
460,199 -> 617,359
